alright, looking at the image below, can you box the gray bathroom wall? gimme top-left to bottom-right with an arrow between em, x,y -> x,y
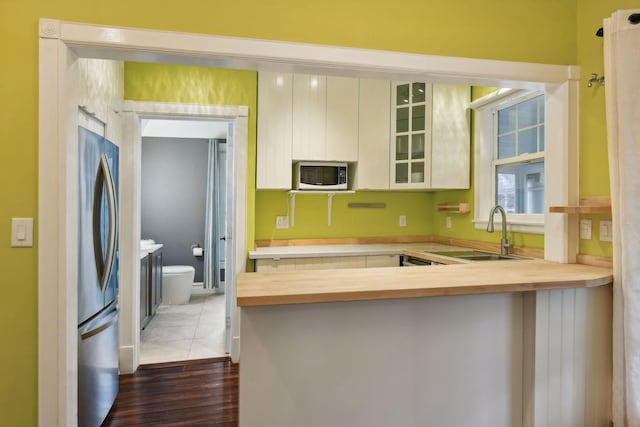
141,137 -> 208,282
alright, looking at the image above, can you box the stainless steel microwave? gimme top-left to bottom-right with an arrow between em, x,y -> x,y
294,162 -> 348,190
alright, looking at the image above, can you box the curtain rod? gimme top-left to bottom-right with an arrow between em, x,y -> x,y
596,12 -> 640,37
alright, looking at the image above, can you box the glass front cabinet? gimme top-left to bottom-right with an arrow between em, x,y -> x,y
390,82 -> 470,190
391,82 -> 431,188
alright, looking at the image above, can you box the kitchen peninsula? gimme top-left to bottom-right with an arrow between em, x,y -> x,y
237,244 -> 613,427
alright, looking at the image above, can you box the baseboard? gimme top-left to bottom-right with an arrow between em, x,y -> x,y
119,345 -> 136,374
231,336 -> 240,363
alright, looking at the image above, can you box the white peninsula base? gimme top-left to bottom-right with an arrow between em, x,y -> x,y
239,286 -> 611,427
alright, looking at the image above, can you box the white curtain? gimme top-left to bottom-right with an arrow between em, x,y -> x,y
604,9 -> 640,427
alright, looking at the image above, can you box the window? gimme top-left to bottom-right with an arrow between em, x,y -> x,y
472,89 -> 547,234
494,93 -> 545,214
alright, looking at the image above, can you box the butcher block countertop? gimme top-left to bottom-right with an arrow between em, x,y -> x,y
236,260 -> 613,307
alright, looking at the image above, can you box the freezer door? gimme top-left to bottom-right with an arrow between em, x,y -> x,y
78,300 -> 119,427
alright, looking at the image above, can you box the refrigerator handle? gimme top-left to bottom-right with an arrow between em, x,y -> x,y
92,154 -> 118,293
80,304 -> 120,340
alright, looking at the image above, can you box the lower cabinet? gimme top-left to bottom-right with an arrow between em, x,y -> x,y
150,250 -> 163,316
140,248 -> 163,331
255,255 -> 400,272
140,254 -> 151,330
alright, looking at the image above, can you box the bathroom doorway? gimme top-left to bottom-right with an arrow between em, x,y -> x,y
138,117 -> 231,364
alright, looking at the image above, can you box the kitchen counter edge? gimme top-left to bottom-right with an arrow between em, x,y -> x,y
236,260 -> 613,307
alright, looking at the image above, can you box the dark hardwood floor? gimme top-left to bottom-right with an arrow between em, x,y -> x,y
103,357 -> 238,426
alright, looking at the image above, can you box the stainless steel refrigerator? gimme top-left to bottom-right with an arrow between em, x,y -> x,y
78,126 -> 120,427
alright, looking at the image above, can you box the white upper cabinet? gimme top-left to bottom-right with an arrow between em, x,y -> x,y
356,79 -> 391,190
390,82 -> 470,190
326,77 -> 359,162
431,84 -> 471,189
292,74 -> 359,162
257,72 -> 293,189
257,72 -> 469,191
292,74 -> 326,161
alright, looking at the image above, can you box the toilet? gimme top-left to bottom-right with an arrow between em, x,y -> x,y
162,265 -> 195,305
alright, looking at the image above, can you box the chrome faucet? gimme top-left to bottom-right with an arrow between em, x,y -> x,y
487,205 -> 509,255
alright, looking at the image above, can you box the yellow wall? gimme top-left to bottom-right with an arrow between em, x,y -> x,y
0,0 -> 633,423
256,191 -> 433,240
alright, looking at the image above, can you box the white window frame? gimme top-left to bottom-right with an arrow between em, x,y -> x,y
473,89 -> 546,234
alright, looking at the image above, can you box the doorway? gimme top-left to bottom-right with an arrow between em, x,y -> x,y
138,118 -> 230,364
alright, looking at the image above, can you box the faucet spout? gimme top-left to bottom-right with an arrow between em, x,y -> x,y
487,205 -> 509,255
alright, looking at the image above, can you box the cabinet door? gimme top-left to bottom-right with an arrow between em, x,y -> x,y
292,74 -> 326,161
431,84 -> 470,189
365,255 -> 400,268
294,256 -> 366,270
257,72 -> 293,189
325,76 -> 359,162
255,259 -> 296,272
152,250 -> 163,312
140,255 -> 150,330
356,79 -> 391,190
390,82 -> 433,189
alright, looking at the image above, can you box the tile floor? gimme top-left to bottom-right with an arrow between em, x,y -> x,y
140,293 -> 227,365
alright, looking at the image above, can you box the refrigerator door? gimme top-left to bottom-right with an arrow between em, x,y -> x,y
78,300 -> 120,427
78,127 -> 119,324
78,127 -> 106,324
102,139 -> 119,307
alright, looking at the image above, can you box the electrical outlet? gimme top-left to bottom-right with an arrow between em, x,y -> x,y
579,219 -> 592,240
446,216 -> 452,229
275,215 -> 289,229
399,215 -> 407,227
599,220 -> 613,242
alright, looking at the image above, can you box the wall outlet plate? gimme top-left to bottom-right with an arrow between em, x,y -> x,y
599,220 -> 613,242
579,219 -> 592,240
399,215 -> 407,227
446,216 -> 452,229
276,215 -> 289,229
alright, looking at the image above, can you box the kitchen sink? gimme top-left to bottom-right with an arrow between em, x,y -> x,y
428,250 -> 529,262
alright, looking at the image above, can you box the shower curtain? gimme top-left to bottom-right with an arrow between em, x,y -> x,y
604,9 -> 640,426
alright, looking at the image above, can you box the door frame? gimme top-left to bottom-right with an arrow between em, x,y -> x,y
38,18 -> 578,426
119,101 -> 248,374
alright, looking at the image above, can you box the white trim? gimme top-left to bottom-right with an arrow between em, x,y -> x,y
473,90 -> 552,236
120,101 -> 248,373
474,214 -> 545,235
123,100 -> 249,118
38,18 -> 580,426
59,21 -> 575,87
469,88 -> 522,110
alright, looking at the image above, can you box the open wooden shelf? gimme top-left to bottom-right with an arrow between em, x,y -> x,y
437,202 -> 470,214
549,196 -> 611,214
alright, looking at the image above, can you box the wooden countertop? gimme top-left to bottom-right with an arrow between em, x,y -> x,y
249,242 -> 466,259
236,260 -> 612,307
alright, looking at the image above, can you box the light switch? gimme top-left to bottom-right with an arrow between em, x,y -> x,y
600,220 -> 613,242
11,218 -> 33,247
579,219 -> 592,240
